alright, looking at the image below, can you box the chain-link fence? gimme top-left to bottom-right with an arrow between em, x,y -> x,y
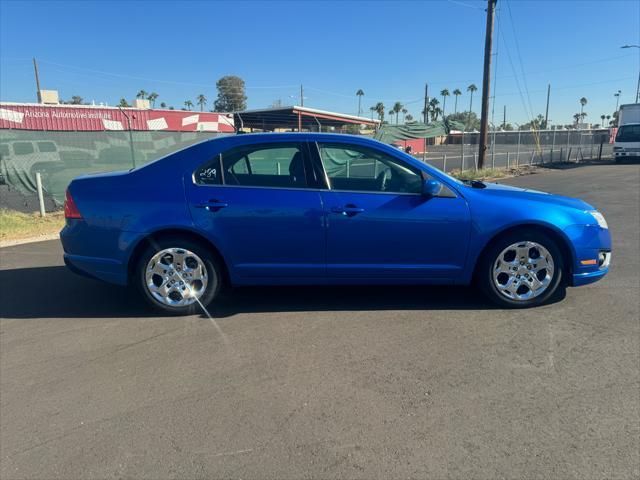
421,128 -> 614,172
0,130 -> 224,208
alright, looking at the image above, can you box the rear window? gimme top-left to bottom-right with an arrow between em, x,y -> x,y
13,142 -> 34,155
615,125 -> 640,143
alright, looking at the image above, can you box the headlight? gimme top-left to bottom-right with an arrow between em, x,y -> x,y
588,210 -> 608,229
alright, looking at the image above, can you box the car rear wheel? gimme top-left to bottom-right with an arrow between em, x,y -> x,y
135,238 -> 222,315
478,230 -> 565,308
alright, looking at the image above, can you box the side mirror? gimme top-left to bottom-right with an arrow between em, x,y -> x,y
422,179 -> 443,197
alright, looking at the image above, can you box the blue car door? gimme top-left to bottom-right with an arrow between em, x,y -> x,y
186,141 -> 325,281
313,141 -> 471,281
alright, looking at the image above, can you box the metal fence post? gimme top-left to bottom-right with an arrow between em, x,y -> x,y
560,147 -> 563,162
507,151 -> 510,169
474,153 -> 478,171
530,150 -> 534,166
443,154 -> 447,173
35,172 -> 46,217
516,130 -> 521,167
598,140 -> 603,161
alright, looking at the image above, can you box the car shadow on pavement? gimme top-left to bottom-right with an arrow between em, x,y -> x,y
0,265 -> 501,319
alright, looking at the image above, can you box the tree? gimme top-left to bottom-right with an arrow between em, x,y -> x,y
405,114 -> 414,122
440,89 -> 450,116
431,107 -> 443,121
606,114 -> 611,126
160,102 -> 167,109
184,100 -> 194,111
428,98 -> 440,121
452,88 -> 462,114
369,105 -> 376,120
374,102 -> 385,122
401,108 -> 408,122
136,90 -> 148,99
356,89 -> 364,116
579,97 -> 587,117
573,113 -> 581,125
392,102 -> 403,124
62,95 -> 85,105
466,84 -> 478,129
147,92 -> 158,108
214,75 -> 247,112
447,111 -> 480,131
503,123 -> 514,131
118,98 -> 130,108
388,109 -> 395,124
196,94 -> 207,111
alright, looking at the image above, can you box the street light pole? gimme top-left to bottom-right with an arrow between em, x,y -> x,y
621,45 -> 640,103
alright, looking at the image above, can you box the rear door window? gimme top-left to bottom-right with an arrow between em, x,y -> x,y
195,142 -> 314,189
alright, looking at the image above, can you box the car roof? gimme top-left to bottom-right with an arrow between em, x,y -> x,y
207,132 -> 379,145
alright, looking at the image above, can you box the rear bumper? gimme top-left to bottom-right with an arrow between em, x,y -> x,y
63,253 -> 128,285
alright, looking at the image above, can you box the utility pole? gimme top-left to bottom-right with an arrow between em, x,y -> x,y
477,0 -> 497,170
33,57 -> 42,103
503,105 -> 506,129
300,84 -> 304,107
544,84 -> 551,129
423,83 -> 429,123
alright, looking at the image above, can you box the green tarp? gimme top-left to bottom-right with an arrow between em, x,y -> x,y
374,120 -> 465,144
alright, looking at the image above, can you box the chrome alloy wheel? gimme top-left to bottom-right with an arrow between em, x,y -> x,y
145,248 -> 208,307
492,241 -> 555,302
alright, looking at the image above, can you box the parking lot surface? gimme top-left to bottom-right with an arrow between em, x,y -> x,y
1,164 -> 638,479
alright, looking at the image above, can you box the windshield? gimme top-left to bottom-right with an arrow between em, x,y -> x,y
615,125 -> 640,143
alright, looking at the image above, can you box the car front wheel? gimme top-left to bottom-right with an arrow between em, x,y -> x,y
135,238 -> 222,315
479,230 -> 565,308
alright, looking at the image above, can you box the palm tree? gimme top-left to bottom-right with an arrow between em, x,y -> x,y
374,102 -> 385,122
356,89 -> 364,116
440,89 -> 450,116
573,113 -> 581,125
580,112 -> 587,123
147,92 -> 158,108
428,98 -> 440,121
432,107 -> 443,121
452,88 -> 462,114
184,100 -> 194,111
405,114 -> 414,122
117,98 -> 129,108
160,102 -> 167,109
393,102 -> 403,124
369,105 -> 376,120
401,108 -> 408,122
467,84 -> 478,130
196,94 -> 207,111
579,97 -> 587,117
600,114 -> 606,126
388,109 -> 395,124
136,90 -> 148,100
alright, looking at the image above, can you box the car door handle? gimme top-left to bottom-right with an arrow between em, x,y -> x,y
196,199 -> 229,211
331,205 -> 365,217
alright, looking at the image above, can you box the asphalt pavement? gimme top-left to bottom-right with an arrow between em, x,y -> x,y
1,163 -> 638,479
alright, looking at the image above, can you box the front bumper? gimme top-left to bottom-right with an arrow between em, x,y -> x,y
563,224 -> 611,287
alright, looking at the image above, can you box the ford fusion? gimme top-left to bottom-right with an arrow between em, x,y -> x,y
61,133 -> 611,314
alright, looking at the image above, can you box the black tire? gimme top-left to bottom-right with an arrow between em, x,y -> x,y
477,229 -> 565,308
134,237 -> 223,315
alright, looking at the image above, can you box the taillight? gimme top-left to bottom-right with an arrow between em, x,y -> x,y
64,189 -> 83,219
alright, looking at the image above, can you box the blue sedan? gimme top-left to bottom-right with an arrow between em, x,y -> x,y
61,133 -> 611,314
